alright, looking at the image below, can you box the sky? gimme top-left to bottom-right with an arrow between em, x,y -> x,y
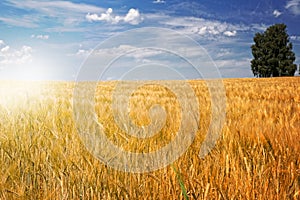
0,0 -> 300,80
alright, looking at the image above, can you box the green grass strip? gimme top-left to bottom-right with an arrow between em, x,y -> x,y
171,164 -> 189,200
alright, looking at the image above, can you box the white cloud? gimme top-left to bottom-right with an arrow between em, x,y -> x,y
74,49 -> 92,57
124,9 -> 143,25
86,8 -> 121,24
5,0 -> 105,27
144,13 -> 268,40
290,35 -> 300,40
7,0 -> 103,15
249,23 -> 269,32
223,30 -> 237,37
285,0 -> 300,15
86,8 -> 143,25
45,27 -> 87,33
216,48 -> 231,58
31,34 -> 49,40
1,46 -> 10,53
0,40 -> 4,46
74,45 -> 166,65
210,29 -> 220,35
0,16 -> 38,28
273,10 -> 282,17
125,48 -> 164,63
74,44 -> 135,57
214,58 -> 252,78
0,41 -> 33,65
153,0 -> 166,4
73,46 -> 119,58
155,16 -> 242,39
198,27 -> 207,35
215,59 -> 249,68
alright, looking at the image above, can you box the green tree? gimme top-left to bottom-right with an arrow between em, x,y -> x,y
251,24 -> 297,77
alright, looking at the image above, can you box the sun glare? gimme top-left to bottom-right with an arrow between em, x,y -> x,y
13,64 -> 51,80
0,81 -> 45,110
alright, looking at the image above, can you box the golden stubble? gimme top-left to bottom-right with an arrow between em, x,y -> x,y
0,77 -> 299,199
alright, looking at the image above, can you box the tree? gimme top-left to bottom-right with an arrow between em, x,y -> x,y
251,24 -> 297,77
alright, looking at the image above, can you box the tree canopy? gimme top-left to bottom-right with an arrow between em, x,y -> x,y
251,23 -> 297,77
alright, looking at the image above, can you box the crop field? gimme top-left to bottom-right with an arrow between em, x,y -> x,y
0,77 -> 299,199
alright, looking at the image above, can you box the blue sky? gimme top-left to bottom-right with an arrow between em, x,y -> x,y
0,0 -> 300,80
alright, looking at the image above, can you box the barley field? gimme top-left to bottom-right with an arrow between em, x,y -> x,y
0,77 -> 299,199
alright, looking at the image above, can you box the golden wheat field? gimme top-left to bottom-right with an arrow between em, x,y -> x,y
0,77 -> 299,199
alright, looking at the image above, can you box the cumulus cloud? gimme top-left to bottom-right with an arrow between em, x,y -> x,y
1,46 -> 10,53
190,26 -> 220,36
153,0 -> 166,4
86,8 -> 120,24
123,9 -> 143,25
31,34 -> 49,40
0,41 -> 33,65
86,8 -> 143,25
273,9 -> 282,17
285,0 -> 300,15
223,30 -> 237,37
